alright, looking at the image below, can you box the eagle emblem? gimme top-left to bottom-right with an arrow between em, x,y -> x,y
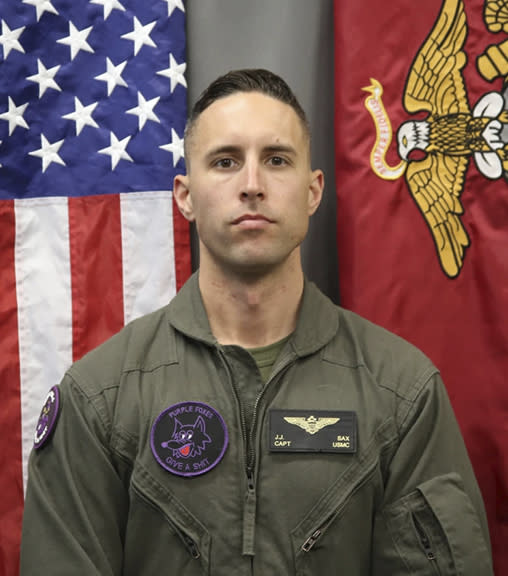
283,415 -> 340,435
363,0 -> 508,278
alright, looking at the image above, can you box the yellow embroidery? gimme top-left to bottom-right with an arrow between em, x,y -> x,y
283,416 -> 340,435
363,0 -> 508,278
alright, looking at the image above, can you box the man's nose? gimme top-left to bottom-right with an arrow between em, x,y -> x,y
240,160 -> 265,200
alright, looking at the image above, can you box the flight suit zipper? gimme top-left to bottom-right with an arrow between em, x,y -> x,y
217,345 -> 295,556
413,514 -> 440,574
132,484 -> 200,559
247,348 -> 294,469
299,445 -> 379,554
299,498 -> 353,553
216,348 -> 255,555
242,467 -> 257,555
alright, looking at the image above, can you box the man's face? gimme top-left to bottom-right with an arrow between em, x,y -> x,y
174,92 -> 323,277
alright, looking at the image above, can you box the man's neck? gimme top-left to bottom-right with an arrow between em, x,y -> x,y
198,255 -> 304,348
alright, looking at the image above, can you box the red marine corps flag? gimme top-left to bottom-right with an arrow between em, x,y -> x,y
335,0 -> 508,573
0,1 -> 190,574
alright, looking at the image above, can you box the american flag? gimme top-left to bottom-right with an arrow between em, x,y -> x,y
0,1 -> 190,573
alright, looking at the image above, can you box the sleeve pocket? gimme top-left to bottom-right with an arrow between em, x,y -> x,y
372,472 -> 493,576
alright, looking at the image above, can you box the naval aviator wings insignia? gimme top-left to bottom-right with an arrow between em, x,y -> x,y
283,415 -> 340,435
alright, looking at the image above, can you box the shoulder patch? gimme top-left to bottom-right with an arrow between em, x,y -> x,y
34,386 -> 60,449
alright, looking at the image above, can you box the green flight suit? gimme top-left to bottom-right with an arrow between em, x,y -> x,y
21,273 -> 493,575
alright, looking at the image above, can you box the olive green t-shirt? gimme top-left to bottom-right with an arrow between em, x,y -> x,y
247,335 -> 290,384
236,335 -> 290,433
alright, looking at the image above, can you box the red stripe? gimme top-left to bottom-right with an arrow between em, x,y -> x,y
69,195 -> 124,362
0,200 -> 23,576
172,195 -> 191,291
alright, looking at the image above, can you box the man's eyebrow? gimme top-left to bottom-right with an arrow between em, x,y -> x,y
204,145 -> 242,160
203,143 -> 299,162
263,144 -> 297,156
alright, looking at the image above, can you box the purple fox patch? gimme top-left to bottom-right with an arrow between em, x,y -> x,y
151,401 -> 228,477
161,415 -> 211,458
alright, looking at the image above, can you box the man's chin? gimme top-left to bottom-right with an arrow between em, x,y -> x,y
222,250 -> 300,281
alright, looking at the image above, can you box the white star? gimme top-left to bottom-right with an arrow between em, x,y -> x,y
22,0 -> 58,22
90,0 -> 126,20
57,22 -> 94,61
95,58 -> 128,96
62,97 -> 99,136
29,134 -> 66,173
98,132 -> 133,170
126,92 -> 161,130
162,0 -> 185,17
0,97 -> 29,135
157,53 -> 187,93
26,59 -> 62,98
0,20 -> 26,60
160,128 -> 184,167
121,17 -> 157,56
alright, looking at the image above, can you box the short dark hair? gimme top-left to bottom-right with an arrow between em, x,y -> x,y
184,68 -> 310,163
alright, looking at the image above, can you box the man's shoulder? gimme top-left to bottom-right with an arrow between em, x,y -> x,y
328,305 -> 438,397
67,303 -> 175,395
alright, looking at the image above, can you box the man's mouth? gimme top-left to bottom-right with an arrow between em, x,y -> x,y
232,214 -> 273,225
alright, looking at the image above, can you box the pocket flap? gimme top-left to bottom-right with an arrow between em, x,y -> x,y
417,473 -> 491,575
374,472 -> 492,576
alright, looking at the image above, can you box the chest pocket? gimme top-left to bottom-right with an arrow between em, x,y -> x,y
123,463 -> 211,576
289,419 -> 394,576
372,473 -> 492,575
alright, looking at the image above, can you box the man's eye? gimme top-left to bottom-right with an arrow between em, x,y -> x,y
268,156 -> 287,166
214,158 -> 235,168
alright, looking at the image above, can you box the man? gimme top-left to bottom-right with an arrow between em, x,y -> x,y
21,69 -> 493,575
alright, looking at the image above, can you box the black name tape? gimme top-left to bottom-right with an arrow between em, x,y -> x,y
269,410 -> 357,453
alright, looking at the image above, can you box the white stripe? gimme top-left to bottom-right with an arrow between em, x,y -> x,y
15,197 -> 73,491
120,191 -> 177,325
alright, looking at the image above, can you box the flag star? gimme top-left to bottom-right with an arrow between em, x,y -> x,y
26,59 -> 61,98
90,0 -> 126,20
63,97 -> 99,136
57,22 -> 94,61
126,92 -> 161,130
157,53 -> 187,93
95,58 -> 128,96
121,17 -> 157,56
160,128 -> 184,167
0,20 -> 26,60
22,0 -> 59,22
29,134 -> 66,173
0,97 -> 29,135
98,132 -> 133,170
162,0 -> 185,17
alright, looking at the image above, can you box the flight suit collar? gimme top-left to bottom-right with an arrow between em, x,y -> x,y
167,271 -> 340,356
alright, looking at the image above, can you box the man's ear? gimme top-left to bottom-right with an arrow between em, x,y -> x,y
173,174 -> 195,221
308,169 -> 324,216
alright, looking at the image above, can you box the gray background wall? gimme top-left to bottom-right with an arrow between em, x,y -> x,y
186,0 -> 338,303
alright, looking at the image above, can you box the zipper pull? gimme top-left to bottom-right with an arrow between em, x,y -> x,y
302,529 -> 322,552
247,467 -> 255,491
182,533 -> 200,559
413,515 -> 436,562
